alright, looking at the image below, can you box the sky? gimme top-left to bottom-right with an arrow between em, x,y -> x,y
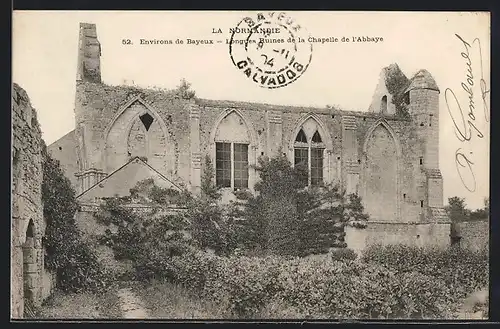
12,11 -> 490,209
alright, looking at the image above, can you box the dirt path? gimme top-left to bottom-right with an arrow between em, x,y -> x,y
456,288 -> 488,320
116,287 -> 150,319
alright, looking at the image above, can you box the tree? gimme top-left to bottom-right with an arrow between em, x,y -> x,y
236,153 -> 364,256
252,155 -> 304,256
344,193 -> 370,228
445,196 -> 470,223
176,78 -> 196,99
469,197 -> 489,221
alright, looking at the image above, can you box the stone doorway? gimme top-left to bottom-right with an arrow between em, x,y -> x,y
22,219 -> 37,317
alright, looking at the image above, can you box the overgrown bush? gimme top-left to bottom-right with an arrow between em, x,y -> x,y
94,195 -> 195,282
188,155 -> 238,255
361,244 -> 489,302
41,144 -> 109,292
330,248 -> 357,262
167,248 -> 473,319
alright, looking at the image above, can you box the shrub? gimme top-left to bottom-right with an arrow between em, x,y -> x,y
171,251 -> 219,292
391,271 -> 454,318
361,244 -> 489,303
330,248 -> 357,262
94,194 -> 195,282
168,250 -> 468,319
187,155 -> 239,256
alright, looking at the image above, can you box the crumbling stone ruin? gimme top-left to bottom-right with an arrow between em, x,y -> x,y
11,83 -> 55,318
48,23 -> 451,256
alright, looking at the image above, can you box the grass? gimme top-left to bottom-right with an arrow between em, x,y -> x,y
37,287 -> 122,319
131,279 -> 228,319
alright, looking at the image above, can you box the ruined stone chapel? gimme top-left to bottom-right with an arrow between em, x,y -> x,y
49,23 -> 451,253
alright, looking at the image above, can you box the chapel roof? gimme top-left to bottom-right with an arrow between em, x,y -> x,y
76,156 -> 181,200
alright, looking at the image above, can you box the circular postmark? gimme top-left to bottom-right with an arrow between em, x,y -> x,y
229,12 -> 313,89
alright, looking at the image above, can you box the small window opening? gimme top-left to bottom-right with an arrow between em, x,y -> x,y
331,115 -> 335,119
416,234 -> 420,239
312,130 -> 322,143
295,129 -> 307,143
420,200 -> 424,208
261,152 -> 264,156
337,156 -> 341,160
403,92 -> 410,105
363,117 -> 366,121
419,157 -> 423,165
381,95 -> 388,113
58,146 -> 62,151
139,113 -> 154,131
26,220 -> 34,238
403,193 -> 406,199
357,159 -> 361,164
420,122 -> 424,127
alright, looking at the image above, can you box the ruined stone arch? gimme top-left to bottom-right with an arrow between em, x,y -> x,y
23,219 -> 36,244
22,218 -> 38,308
288,113 -> 334,185
103,96 -> 172,174
288,113 -> 334,153
209,109 -> 258,190
361,119 -> 402,222
209,109 -> 258,147
103,96 -> 169,146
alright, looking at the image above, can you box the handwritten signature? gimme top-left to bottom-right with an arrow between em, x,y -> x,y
445,34 -> 489,192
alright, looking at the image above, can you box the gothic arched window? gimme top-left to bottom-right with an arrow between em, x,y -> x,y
215,111 -> 250,190
293,123 -> 325,187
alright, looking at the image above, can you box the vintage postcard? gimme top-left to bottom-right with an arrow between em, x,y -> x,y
11,11 -> 490,320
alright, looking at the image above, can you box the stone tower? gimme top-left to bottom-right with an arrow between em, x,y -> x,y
76,23 -> 101,83
74,23 -> 107,194
406,69 -> 444,218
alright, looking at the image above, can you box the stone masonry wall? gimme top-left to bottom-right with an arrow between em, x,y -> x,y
455,220 -> 489,252
74,82 -> 192,190
11,83 -> 48,318
345,222 -> 451,256
195,98 -> 422,223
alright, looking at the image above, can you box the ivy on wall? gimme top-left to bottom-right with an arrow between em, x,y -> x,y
41,143 -> 110,292
384,64 -> 411,119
